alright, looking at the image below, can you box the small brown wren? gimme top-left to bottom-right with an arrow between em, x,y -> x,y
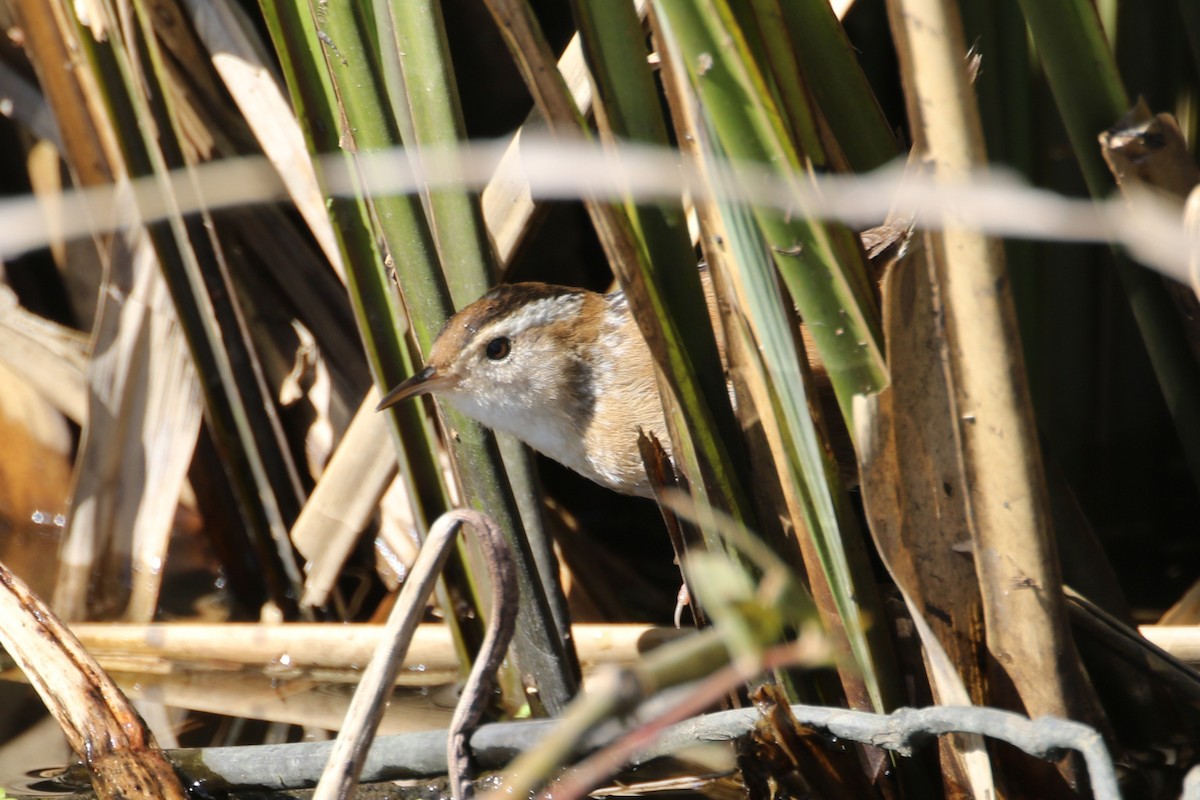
376,228 -> 901,498
376,282 -> 671,498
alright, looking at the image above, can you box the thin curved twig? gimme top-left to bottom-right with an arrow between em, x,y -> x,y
447,511 -> 517,800
312,508 -> 517,800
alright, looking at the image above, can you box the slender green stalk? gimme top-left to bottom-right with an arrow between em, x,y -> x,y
257,0 -> 447,524
743,0 -> 826,163
778,0 -> 899,171
380,0 -> 497,300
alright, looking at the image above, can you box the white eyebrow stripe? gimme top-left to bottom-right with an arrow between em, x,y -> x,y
484,293 -> 585,339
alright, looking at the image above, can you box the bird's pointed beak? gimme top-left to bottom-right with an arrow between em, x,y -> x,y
376,365 -> 448,412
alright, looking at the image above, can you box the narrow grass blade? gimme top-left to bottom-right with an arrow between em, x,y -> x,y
778,0 -> 900,171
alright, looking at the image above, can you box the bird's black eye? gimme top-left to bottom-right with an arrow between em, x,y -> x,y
485,336 -> 511,360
